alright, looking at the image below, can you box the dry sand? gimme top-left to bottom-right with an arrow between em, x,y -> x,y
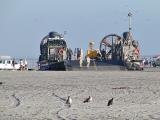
0,69 -> 160,120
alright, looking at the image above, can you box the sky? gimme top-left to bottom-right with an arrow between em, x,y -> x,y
0,0 -> 160,58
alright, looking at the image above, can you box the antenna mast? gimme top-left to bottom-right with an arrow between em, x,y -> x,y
128,12 -> 132,33
63,31 -> 67,37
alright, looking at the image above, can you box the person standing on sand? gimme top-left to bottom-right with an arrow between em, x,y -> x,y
74,48 -> 77,60
68,48 -> 73,60
12,58 -> 15,69
77,48 -> 80,60
24,59 -> 28,70
86,56 -> 90,68
20,59 -> 23,70
79,48 -> 83,67
66,48 -> 73,61
86,41 -> 94,68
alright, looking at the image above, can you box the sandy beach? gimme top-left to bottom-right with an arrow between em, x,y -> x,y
0,69 -> 160,120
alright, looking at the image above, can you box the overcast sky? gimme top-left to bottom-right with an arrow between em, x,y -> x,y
0,0 -> 160,58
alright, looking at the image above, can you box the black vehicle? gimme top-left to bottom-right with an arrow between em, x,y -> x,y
39,32 -> 67,70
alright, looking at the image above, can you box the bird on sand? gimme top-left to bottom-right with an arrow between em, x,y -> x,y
107,98 -> 113,106
83,96 -> 92,103
66,96 -> 72,105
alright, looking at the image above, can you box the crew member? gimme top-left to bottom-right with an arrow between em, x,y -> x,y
67,48 -> 73,61
134,47 -> 140,59
79,48 -> 83,67
20,59 -> 24,70
12,58 -> 15,69
86,50 -> 91,68
74,48 -> 77,60
59,47 -> 64,61
24,59 -> 28,70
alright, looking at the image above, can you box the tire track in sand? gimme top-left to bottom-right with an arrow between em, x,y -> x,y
52,92 -> 70,120
52,87 -> 86,120
10,93 -> 20,108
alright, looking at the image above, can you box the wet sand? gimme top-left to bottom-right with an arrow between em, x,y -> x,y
0,69 -> 160,120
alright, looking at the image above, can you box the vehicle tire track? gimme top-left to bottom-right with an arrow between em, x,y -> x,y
52,92 -> 73,120
71,89 -> 86,97
52,87 -> 86,120
31,107 -> 44,117
52,92 -> 66,102
10,93 -> 20,108
56,108 -> 66,120
52,92 -> 66,120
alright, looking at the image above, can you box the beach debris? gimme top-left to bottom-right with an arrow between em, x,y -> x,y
83,96 -> 92,103
107,98 -> 113,106
66,96 -> 72,105
11,94 -> 20,107
112,87 -> 130,89
0,82 -> 4,85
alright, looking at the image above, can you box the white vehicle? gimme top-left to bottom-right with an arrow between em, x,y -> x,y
0,56 -> 20,70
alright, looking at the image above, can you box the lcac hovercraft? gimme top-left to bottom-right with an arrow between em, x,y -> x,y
38,13 -> 143,71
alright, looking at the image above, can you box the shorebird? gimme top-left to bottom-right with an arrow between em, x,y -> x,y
83,96 -> 92,103
66,96 -> 72,105
107,98 -> 113,106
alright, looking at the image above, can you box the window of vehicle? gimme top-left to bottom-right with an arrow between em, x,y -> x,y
2,60 -> 5,64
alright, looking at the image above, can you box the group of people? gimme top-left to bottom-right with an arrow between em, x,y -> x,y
11,58 -> 28,70
74,48 -> 94,68
60,47 -> 89,68
19,59 -> 28,70
142,58 -> 152,67
59,44 -> 102,68
73,48 -> 84,67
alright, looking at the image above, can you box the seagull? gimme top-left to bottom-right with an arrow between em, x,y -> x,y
107,98 -> 113,106
66,96 -> 72,105
83,96 -> 92,103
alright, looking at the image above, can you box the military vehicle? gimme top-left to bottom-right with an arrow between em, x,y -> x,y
152,57 -> 160,67
39,32 -> 67,70
99,32 -> 143,70
39,13 -> 143,71
0,56 -> 20,70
